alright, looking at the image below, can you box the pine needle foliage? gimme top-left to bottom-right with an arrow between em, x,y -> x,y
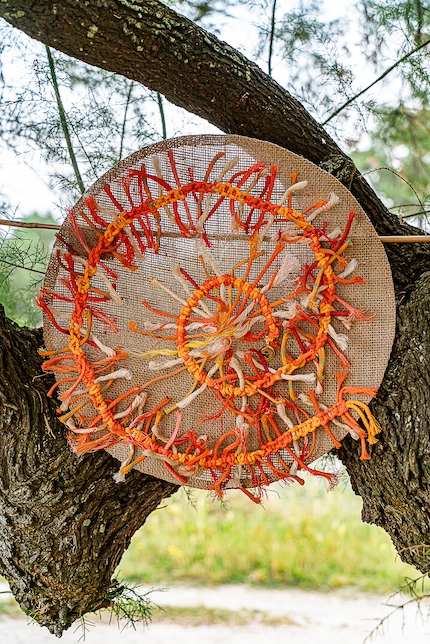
0,212 -> 56,326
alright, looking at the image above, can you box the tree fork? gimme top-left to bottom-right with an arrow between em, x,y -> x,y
0,305 -> 178,634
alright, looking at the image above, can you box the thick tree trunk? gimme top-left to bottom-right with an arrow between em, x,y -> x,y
0,306 -> 178,635
339,271 -> 430,574
0,0 -> 430,634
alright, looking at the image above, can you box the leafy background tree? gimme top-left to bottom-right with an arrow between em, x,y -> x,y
0,0 -> 429,635
0,212 -> 57,326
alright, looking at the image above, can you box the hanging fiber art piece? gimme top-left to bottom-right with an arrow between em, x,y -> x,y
39,135 -> 396,501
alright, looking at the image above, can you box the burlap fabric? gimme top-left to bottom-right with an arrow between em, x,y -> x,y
41,135 -> 396,491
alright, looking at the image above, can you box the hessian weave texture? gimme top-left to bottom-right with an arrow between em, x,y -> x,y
39,135 -> 396,501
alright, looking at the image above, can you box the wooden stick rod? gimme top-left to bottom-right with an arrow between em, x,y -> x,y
378,236 -> 430,243
0,219 -> 61,230
1,220 -> 430,243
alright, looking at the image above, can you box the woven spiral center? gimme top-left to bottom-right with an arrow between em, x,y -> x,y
176,274 -> 280,398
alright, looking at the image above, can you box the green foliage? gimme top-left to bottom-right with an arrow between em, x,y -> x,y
0,212 -> 56,326
0,3 -> 428,325
264,1 -> 353,118
1,0 -> 429,200
104,584 -> 157,629
0,28 -> 161,197
118,478 -> 426,593
0,589 -> 296,628
0,1 -> 429,632
352,105 -> 430,224
361,1 -> 430,104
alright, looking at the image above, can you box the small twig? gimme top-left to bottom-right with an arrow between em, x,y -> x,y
363,574 -> 430,644
323,38 -> 430,125
415,0 -> 424,41
119,81 -> 135,161
0,258 -> 46,274
363,595 -> 428,644
363,166 -> 425,212
0,219 -> 61,230
396,544 -> 430,559
395,212 -> 430,220
157,92 -> 167,140
46,46 -> 85,194
390,209 -> 430,220
69,118 -> 99,178
268,0 -> 277,77
390,203 -> 427,209
2,219 -> 430,243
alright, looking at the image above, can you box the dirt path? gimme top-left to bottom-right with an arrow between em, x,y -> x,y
1,584 -> 430,643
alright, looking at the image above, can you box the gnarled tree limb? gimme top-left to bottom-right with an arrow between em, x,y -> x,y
0,305 -> 178,635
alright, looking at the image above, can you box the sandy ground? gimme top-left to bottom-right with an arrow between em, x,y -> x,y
1,584 -> 430,644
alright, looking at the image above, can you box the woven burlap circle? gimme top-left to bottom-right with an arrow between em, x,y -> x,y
41,134 -> 395,492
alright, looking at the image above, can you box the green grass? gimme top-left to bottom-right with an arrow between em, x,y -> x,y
118,475 -> 426,594
153,605 -> 297,627
0,593 -> 22,618
0,591 -> 295,628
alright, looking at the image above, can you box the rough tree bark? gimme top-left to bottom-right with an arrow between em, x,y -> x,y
0,305 -> 178,635
0,0 -> 429,635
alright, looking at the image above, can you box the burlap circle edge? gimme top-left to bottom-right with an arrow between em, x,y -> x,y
42,134 -> 396,490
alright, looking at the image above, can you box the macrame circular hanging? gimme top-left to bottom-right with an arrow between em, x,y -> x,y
39,134 -> 396,500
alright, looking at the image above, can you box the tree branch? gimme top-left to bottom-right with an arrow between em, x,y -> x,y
119,80 -> 134,160
268,0 -> 277,76
1,1 -> 430,633
45,45 -> 85,194
0,257 -> 45,274
0,306 -> 178,635
156,91 -> 167,139
1,0 -> 430,290
0,219 -> 61,230
323,38 -> 430,125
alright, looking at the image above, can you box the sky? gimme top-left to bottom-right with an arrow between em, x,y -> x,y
1,148 -> 57,217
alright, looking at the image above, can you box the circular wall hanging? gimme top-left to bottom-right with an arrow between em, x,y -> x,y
39,135 -> 396,500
